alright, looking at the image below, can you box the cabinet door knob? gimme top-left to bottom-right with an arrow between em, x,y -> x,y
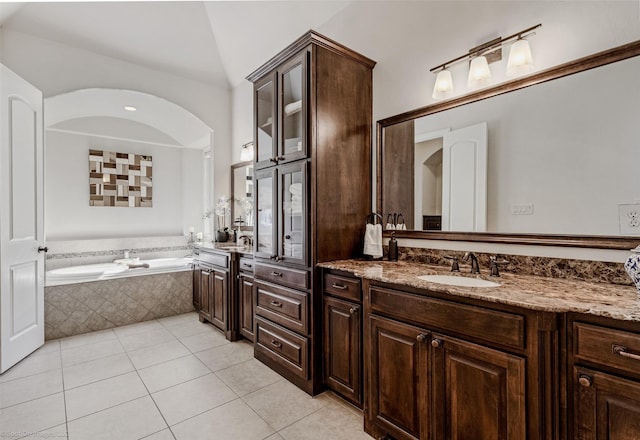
269,157 -> 278,163
270,340 -> 282,349
277,156 -> 285,161
285,235 -> 291,240
431,338 -> 443,348
578,374 -> 593,388
349,307 -> 357,315
416,334 -> 427,343
270,300 -> 283,308
270,271 -> 283,277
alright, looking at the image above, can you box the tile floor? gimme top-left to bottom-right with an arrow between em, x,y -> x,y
0,312 -> 374,440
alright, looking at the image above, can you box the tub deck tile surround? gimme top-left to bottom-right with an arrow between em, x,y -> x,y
44,271 -> 194,340
318,259 -> 640,322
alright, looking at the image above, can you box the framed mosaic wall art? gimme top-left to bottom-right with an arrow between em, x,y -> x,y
89,149 -> 153,207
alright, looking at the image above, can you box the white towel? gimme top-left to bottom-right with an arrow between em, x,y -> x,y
284,100 -> 302,115
363,223 -> 383,258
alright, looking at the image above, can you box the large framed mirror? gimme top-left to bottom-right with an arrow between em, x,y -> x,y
378,40 -> 640,250
231,160 -> 254,231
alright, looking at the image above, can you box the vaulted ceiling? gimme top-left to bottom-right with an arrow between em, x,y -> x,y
0,1 -> 352,89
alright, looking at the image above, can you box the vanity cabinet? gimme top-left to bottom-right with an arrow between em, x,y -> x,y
238,257 -> 255,342
195,251 -> 228,333
323,272 -> 362,407
568,314 -> 640,439
364,280 -> 557,440
248,31 -> 375,395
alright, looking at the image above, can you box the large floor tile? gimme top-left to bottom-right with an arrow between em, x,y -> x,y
140,429 -> 176,440
117,327 -> 177,352
61,338 -> 124,367
278,399 -> 374,440
0,368 -> 63,409
195,341 -> 253,372
178,329 -> 228,353
151,373 -> 237,426
264,434 -> 285,440
63,352 -> 134,390
138,354 -> 210,393
0,393 -> 66,438
64,371 -> 148,421
30,339 -> 61,357
113,319 -> 164,338
215,358 -> 283,396
67,395 -> 167,440
243,380 -> 331,430
158,312 -> 198,328
19,423 -> 67,439
164,320 -> 214,339
171,399 -> 274,440
127,340 -> 191,370
0,351 -> 61,383
60,328 -> 117,351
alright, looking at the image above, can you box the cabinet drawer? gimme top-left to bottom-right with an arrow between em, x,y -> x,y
255,262 -> 309,290
369,285 -> 525,349
255,316 -> 309,380
239,257 -> 254,273
574,322 -> 640,375
196,251 -> 228,268
324,273 -> 361,302
256,280 -> 308,334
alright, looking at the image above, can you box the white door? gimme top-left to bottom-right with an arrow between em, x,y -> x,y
442,122 -> 488,232
0,64 -> 45,373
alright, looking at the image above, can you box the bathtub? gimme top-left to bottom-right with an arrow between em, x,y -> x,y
45,257 -> 193,286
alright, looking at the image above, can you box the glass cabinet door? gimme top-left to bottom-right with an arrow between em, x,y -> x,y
278,161 -> 307,266
255,74 -> 276,169
278,53 -> 307,163
254,168 -> 277,259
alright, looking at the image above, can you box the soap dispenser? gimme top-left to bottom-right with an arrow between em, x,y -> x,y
388,232 -> 398,261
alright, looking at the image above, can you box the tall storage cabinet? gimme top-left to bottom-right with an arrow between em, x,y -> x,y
247,31 -> 375,395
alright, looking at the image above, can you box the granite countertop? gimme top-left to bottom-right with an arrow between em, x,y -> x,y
318,259 -> 640,322
195,242 -> 253,255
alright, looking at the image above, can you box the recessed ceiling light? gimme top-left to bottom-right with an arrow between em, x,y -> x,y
124,105 -> 137,112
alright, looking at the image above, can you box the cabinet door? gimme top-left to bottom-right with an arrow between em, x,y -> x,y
192,263 -> 201,310
277,52 -> 307,164
431,334 -> 526,440
323,296 -> 361,406
239,273 -> 255,341
254,73 -> 276,169
278,161 -> 307,266
368,315 -> 429,440
574,367 -> 640,440
199,267 -> 212,322
210,268 -> 228,331
255,167 -> 277,259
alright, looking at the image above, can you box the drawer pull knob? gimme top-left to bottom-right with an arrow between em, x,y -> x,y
416,334 -> 427,343
612,344 -> 640,361
270,340 -> 282,349
578,374 -> 593,387
270,271 -> 283,277
349,307 -> 357,315
270,300 -> 283,308
431,338 -> 443,348
245,264 -> 253,268
332,283 -> 347,290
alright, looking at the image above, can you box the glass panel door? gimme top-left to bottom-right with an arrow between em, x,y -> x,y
279,161 -> 307,266
255,74 -> 275,169
254,168 -> 276,259
278,53 -> 307,163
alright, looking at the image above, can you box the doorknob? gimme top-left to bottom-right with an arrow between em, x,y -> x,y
37,246 -> 48,253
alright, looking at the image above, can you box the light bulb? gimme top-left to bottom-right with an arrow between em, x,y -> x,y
432,69 -> 454,100
467,56 -> 492,89
506,39 -> 534,76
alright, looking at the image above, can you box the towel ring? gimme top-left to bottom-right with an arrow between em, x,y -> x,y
366,213 -> 383,225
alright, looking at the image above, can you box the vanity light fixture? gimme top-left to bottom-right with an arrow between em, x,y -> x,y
240,141 -> 254,161
430,23 -> 541,99
123,105 -> 137,112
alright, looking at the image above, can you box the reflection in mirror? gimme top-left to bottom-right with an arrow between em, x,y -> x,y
381,43 -> 640,240
231,161 -> 254,231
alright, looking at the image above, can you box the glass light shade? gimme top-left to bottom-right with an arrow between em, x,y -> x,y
467,56 -> 492,89
506,39 -> 534,76
432,69 -> 454,100
240,143 -> 254,161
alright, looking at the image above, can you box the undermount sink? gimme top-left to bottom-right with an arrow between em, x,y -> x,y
417,274 -> 500,288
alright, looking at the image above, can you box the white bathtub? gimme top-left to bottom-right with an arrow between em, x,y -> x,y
45,257 -> 193,286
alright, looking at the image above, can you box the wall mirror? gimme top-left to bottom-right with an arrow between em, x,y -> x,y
231,160 -> 254,231
379,40 -> 640,249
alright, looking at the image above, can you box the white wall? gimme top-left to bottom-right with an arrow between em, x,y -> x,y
45,130 -> 204,240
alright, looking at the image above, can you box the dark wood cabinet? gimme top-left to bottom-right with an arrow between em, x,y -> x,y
192,261 -> 201,309
209,268 -> 227,331
193,248 -> 229,335
198,266 -> 212,323
238,271 -> 255,342
248,31 -> 375,396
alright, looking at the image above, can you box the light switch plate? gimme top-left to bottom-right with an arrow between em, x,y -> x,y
619,203 -> 640,235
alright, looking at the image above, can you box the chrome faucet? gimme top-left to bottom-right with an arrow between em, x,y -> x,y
463,252 -> 480,274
